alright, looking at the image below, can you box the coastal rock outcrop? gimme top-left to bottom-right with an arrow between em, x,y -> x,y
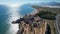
12,14 -> 46,34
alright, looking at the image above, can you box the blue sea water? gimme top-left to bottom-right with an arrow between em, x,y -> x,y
0,4 -> 34,34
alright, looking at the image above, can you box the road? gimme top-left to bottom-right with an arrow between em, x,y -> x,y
55,15 -> 60,34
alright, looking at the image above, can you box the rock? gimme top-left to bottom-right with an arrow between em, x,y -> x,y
12,14 -> 46,34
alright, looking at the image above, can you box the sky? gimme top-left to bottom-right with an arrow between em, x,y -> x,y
0,0 -> 60,4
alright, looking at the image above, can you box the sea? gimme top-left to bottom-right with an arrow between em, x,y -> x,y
0,3 -> 35,34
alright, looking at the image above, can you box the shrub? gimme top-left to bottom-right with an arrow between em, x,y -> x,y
36,11 -> 56,20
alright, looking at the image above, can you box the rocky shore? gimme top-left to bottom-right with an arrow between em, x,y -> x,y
12,6 -> 47,34
12,14 -> 46,34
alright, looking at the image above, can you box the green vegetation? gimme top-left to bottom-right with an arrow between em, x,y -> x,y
34,6 -> 60,20
32,6 -> 60,34
36,11 -> 57,20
